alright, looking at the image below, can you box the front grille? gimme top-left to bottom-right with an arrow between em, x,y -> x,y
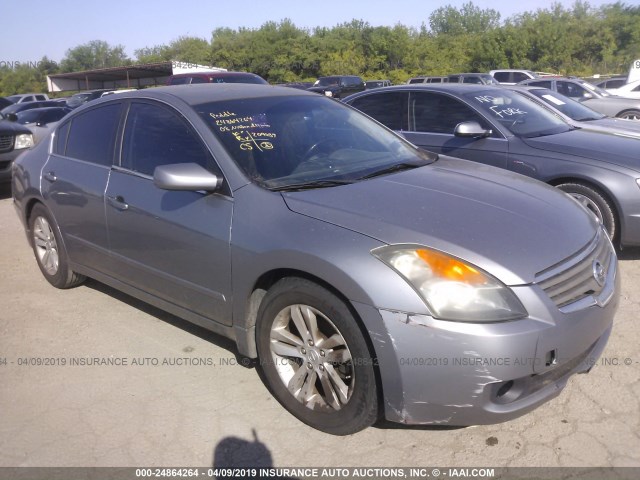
0,135 -> 14,153
536,230 -> 614,309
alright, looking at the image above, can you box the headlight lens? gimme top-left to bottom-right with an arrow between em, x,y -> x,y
372,245 -> 527,322
324,90 -> 333,97
14,134 -> 34,150
636,178 -> 640,190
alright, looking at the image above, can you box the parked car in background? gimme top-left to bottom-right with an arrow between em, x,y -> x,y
365,80 -> 391,89
5,107 -> 71,144
593,76 -> 627,89
0,121 -> 33,183
606,79 -> 640,99
6,93 -> 50,104
0,97 -> 13,110
489,69 -> 539,85
344,84 -> 640,246
167,71 -> 267,85
407,76 -> 448,84
11,84 -> 618,434
66,90 -> 115,108
506,86 -> 640,137
447,73 -> 499,85
1,100 -> 61,118
519,77 -> 640,120
277,82 -> 314,90
307,75 -> 365,98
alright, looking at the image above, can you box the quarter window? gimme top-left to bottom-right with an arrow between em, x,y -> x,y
121,102 -> 218,177
65,103 -> 121,165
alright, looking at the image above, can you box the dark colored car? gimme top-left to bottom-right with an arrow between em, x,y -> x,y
167,72 -> 267,86
344,84 -> 640,246
12,84 -> 618,434
447,73 -> 499,85
0,121 -> 33,183
307,75 -> 366,99
519,77 -> 640,120
9,107 -> 72,144
0,97 -> 14,110
1,100 -> 61,118
66,90 -> 115,109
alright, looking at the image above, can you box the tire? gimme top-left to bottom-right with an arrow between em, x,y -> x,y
256,277 -> 378,435
616,109 -> 640,121
556,183 -> 617,242
29,204 -> 86,289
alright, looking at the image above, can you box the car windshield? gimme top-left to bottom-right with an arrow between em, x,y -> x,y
197,94 -> 435,190
314,77 -> 340,87
527,89 -> 605,121
462,89 -> 571,137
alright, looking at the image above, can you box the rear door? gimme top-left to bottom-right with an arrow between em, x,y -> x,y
41,102 -> 122,271
104,100 -> 234,324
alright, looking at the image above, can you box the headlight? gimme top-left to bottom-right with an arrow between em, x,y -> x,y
636,179 -> 640,190
324,90 -> 333,97
372,245 -> 527,322
14,134 -> 34,150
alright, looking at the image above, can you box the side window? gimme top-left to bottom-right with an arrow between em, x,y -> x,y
529,80 -> 552,89
493,72 -> 510,83
35,95 -> 46,101
462,76 -> 482,84
65,104 -> 121,165
512,72 -> 529,83
190,76 -> 207,84
410,92 -> 489,134
54,121 -> 70,155
557,81 -> 586,98
349,92 -> 407,131
121,102 -> 219,177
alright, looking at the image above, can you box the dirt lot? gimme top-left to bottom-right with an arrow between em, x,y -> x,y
1,183 -> 639,469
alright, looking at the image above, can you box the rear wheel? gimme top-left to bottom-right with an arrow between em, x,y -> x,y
556,183 -> 616,242
29,204 -> 85,289
256,278 -> 378,435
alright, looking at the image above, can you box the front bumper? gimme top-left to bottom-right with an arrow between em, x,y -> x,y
353,236 -> 620,426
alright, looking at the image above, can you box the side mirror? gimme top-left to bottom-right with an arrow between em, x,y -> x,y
154,163 -> 222,192
454,121 -> 492,138
5,113 -> 18,122
582,92 -> 594,100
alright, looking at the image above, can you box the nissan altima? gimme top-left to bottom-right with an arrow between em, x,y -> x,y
13,84 -> 618,434
344,84 -> 640,247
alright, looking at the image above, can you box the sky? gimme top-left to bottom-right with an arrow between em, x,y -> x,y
0,0 -> 625,64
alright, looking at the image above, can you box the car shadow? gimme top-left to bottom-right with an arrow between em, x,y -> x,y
618,246 -> 640,261
211,429 -> 299,479
83,278 -> 245,362
0,183 -> 11,199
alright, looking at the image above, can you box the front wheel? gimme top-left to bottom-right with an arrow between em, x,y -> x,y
29,204 -> 86,289
616,109 -> 640,121
256,278 -> 378,435
556,183 -> 617,242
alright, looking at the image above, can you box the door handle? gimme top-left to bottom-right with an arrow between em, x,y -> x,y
43,171 -> 57,182
107,195 -> 129,211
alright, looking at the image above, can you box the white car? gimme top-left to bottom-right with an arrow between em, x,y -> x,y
607,79 -> 640,99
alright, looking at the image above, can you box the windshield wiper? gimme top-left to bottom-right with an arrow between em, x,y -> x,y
269,179 -> 354,192
357,162 -> 426,180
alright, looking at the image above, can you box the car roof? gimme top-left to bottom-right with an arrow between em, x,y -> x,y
75,84 -> 318,109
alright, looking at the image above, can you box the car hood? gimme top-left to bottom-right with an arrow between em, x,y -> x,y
0,119 -> 31,135
522,129 -> 640,172
282,156 -> 597,285
589,117 -> 640,136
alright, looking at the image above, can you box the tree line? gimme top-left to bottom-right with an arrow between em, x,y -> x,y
1,1 -> 639,96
